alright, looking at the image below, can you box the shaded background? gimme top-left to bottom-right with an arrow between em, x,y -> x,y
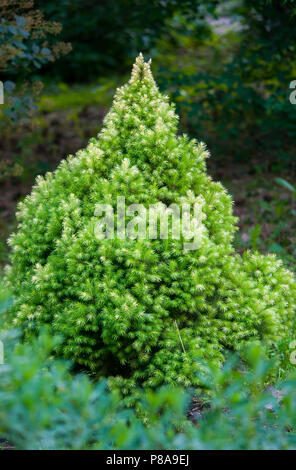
1,0 -> 295,269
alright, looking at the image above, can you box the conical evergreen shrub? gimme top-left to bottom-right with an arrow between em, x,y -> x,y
6,55 -> 296,394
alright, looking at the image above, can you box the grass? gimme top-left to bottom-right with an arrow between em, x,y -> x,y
38,77 -> 119,113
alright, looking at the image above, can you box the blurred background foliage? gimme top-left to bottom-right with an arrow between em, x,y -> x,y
0,0 -> 71,121
35,0 -> 217,81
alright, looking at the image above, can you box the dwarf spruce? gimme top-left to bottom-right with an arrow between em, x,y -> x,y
6,55 -> 296,394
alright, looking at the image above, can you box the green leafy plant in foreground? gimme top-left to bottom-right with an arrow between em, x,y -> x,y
5,55 -> 296,396
1,329 -> 296,450
276,178 -> 296,217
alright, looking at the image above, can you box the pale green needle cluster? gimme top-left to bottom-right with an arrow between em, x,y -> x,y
6,55 -> 296,394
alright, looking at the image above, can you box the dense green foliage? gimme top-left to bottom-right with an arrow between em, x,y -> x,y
157,0 -> 296,163
1,328 -> 296,450
6,56 -> 296,395
0,278 -> 12,317
0,0 -> 70,121
36,0 -> 216,80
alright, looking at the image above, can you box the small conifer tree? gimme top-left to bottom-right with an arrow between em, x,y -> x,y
6,55 -> 296,394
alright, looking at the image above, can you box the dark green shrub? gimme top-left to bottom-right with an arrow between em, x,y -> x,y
0,0 -> 71,121
35,0 -> 216,80
1,328 -> 296,450
157,0 -> 296,164
6,55 -> 296,394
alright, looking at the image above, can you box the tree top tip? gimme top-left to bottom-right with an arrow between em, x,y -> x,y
129,53 -> 155,85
